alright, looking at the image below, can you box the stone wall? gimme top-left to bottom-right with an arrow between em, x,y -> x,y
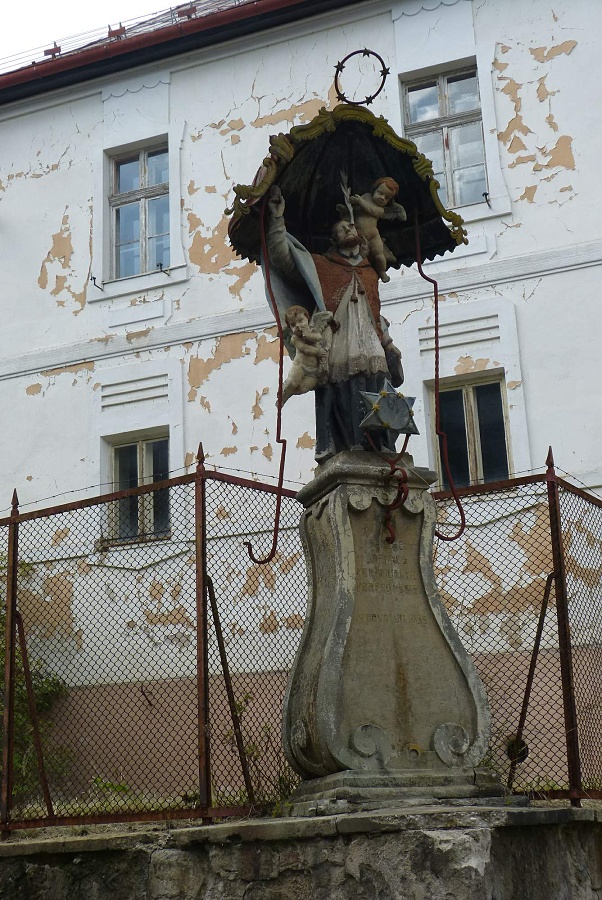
1,805 -> 601,899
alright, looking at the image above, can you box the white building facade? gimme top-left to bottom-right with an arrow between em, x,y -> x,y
0,0 -> 598,512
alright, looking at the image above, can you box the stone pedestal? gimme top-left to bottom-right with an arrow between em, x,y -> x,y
283,450 -> 502,810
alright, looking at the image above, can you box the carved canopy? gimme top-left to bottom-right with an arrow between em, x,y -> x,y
226,103 -> 467,268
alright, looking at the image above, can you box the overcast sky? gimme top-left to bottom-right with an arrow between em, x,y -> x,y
2,0 -> 170,65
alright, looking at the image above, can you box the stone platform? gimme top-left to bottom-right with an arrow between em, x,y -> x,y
1,805 -> 601,899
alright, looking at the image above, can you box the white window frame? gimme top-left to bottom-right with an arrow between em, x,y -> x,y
402,68 -> 488,211
106,431 -> 171,545
110,146 -> 169,280
431,376 -> 512,489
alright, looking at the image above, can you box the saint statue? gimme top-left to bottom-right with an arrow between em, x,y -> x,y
266,185 -> 404,463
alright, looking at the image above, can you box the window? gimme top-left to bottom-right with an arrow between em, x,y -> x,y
110,147 -> 170,279
112,436 -> 170,541
403,70 -> 487,209
435,380 -> 510,489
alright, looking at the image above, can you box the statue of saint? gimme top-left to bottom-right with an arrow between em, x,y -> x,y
266,185 -> 403,462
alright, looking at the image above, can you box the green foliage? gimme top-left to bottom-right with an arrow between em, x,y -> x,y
221,694 -> 299,809
91,776 -> 130,794
0,611 -> 69,803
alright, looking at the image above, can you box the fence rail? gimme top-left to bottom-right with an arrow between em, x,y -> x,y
1,450 -> 601,833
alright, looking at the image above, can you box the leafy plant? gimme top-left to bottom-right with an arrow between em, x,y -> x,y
0,610 -> 69,805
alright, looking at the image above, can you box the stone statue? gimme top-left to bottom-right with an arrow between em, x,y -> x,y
266,185 -> 404,462
280,307 -> 334,406
348,177 -> 407,283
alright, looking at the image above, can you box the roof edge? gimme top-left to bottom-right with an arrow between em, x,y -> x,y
0,0 -> 361,107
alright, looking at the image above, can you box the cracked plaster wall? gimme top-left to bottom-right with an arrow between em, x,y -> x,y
0,0 -> 600,512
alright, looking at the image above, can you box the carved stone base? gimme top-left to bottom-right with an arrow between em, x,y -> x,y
288,768 -> 507,816
283,450 -> 501,797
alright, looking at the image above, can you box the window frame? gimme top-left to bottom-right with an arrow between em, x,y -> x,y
402,68 -> 488,210
108,434 -> 171,545
109,146 -> 170,281
432,376 -> 512,489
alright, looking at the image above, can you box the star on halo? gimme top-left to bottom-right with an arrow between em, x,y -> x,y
359,380 -> 420,440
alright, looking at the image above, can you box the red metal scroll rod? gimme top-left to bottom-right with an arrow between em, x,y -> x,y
244,195 -> 288,564
414,212 -> 466,542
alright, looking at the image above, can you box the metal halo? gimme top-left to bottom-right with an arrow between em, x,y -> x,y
333,48 -> 390,106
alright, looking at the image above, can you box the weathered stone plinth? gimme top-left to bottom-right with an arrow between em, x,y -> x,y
283,450 -> 500,808
2,806 -> 601,899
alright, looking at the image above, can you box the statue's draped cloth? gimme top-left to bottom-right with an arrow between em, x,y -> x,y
265,217 -> 393,459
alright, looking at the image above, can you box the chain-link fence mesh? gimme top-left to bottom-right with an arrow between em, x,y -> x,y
2,469 -> 602,829
204,477 -> 304,808
557,483 -> 602,792
11,479 -> 201,821
434,480 -> 568,793
2,473 -> 305,826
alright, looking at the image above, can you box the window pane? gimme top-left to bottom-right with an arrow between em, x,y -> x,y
453,164 -> 487,206
148,195 -> 169,237
118,243 -> 141,278
475,383 -> 509,482
151,439 -> 170,537
414,132 -> 447,208
115,443 -> 138,489
115,444 -> 139,540
449,123 -> 486,205
439,390 -> 471,489
449,122 -> 485,170
148,149 -> 168,185
116,157 -> 139,193
447,73 -> 479,114
151,439 -> 169,481
407,82 -> 439,123
116,203 -> 140,243
148,235 -> 170,271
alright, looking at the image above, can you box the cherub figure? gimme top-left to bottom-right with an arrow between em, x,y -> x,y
281,306 -> 334,405
350,176 -> 407,283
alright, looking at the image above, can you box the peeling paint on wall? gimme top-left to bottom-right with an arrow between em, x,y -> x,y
19,573 -> 83,651
188,213 -> 236,273
259,610 -> 280,633
454,356 -> 490,375
126,327 -> 154,343
252,387 -> 269,419
41,361 -> 95,378
221,446 -> 238,456
242,564 -> 275,596
282,614 -> 304,630
296,432 -> 315,450
25,383 -> 42,396
532,135 -> 575,171
254,329 -> 280,365
529,41 -> 577,63
251,83 -> 338,129
222,262 -> 256,298
37,208 -> 91,315
187,332 -> 253,401
38,215 -> 74,285
143,606 -> 195,629
494,39 -> 577,207
51,527 -> 70,546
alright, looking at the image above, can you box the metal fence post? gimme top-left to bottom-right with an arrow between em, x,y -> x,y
195,444 -> 211,812
1,491 -> 19,833
546,448 -> 582,806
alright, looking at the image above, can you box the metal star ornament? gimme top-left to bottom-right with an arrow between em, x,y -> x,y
359,380 -> 420,439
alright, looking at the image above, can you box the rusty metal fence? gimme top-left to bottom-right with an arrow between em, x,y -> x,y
1,450 -> 601,832
0,456 -> 304,832
433,452 -> 602,805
